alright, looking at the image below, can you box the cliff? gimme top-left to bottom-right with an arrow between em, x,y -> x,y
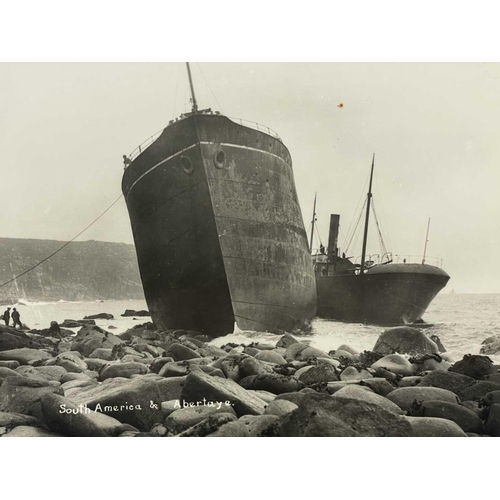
0,238 -> 144,303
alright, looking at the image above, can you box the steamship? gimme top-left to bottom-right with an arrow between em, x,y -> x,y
122,64 -> 316,336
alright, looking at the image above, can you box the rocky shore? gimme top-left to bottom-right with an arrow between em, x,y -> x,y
1,317 -> 500,437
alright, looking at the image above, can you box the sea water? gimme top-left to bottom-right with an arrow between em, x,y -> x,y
4,294 -> 500,364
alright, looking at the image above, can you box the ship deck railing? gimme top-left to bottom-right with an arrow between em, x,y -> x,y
312,250 -> 444,269
126,112 -> 283,164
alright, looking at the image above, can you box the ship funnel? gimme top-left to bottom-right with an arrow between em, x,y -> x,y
328,214 -> 340,260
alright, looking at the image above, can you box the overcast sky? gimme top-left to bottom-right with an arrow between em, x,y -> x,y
1,62 -> 499,293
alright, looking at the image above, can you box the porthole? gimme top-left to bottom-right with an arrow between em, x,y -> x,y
180,156 -> 194,175
213,149 -> 226,169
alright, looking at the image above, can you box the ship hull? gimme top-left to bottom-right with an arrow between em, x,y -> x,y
122,114 -> 316,336
316,263 -> 450,325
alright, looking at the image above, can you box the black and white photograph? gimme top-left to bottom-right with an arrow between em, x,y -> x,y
1,4 -> 499,454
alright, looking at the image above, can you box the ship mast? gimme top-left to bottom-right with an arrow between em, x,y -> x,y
185,62 -> 198,113
309,192 -> 317,253
422,217 -> 430,264
360,154 -> 375,273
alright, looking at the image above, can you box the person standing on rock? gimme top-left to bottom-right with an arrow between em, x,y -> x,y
2,307 -> 11,326
11,308 -> 22,329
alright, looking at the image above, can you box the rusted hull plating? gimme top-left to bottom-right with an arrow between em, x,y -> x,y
122,114 -> 316,336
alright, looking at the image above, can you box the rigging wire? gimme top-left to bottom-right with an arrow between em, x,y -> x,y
373,168 -> 393,252
196,63 -> 224,114
341,174 -> 369,251
371,199 -> 388,257
344,198 -> 366,255
0,194 -> 124,289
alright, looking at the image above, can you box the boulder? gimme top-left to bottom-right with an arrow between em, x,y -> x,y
15,365 -> 67,383
164,343 -> 201,362
296,346 -> 331,361
71,326 -> 123,357
333,385 -> 404,415
480,390 -> 500,407
207,421 -> 249,437
254,350 -> 287,365
121,309 -> 150,317
238,357 -> 274,378
263,399 -> 298,417
55,352 -> 88,373
398,376 -> 423,388
238,414 -> 279,436
165,404 -> 237,434
449,355 -> 496,380
246,390 -> 276,404
459,381 -> 500,402
0,375 -> 63,414
371,354 -> 415,376
239,373 -> 304,395
83,313 -> 114,320
272,393 -> 412,437
480,335 -> 500,355
483,403 -> 500,437
0,329 -> 47,351
373,326 -> 439,356
177,413 -> 237,437
88,348 -> 115,361
276,334 -> 300,349
283,342 -> 308,361
0,360 -> 20,370
411,400 -> 482,433
156,376 -> 186,402
41,393 -> 125,437
0,367 -> 21,379
340,366 -> 373,382
3,425 -> 61,437
298,363 -> 338,384
0,411 -> 39,429
404,416 -> 468,437
386,386 -> 460,412
359,378 -> 396,397
99,362 -> 149,381
181,371 -> 267,417
418,370 -> 476,398
68,376 -> 163,431
0,348 -> 52,365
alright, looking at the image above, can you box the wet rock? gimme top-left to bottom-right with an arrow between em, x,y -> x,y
333,385 -> 404,415
276,333 -> 300,349
283,342 -> 308,361
88,348 -> 114,361
0,411 -> 39,429
373,326 -> 439,356
55,352 -> 88,373
41,393 -> 125,437
155,376 -> 186,401
121,309 -> 150,317
165,404 -> 237,434
71,326 -> 123,357
15,365 -> 67,383
100,362 -> 148,381
298,364 -> 338,384
404,416 -> 468,437
238,357 -> 274,378
459,381 -> 500,402
164,343 -> 201,362
239,414 -> 279,436
0,367 -> 22,379
3,425 -> 61,437
69,376 -> 163,431
480,335 -> 500,355
386,386 -> 460,412
336,344 -> 359,356
181,371 -> 267,417
239,373 -> 304,395
418,370 -> 476,397
398,376 -> 423,388
263,399 -> 298,417
449,355 -> 496,380
411,400 -> 482,433
0,375 -> 63,414
177,413 -> 237,437
0,360 -> 20,370
255,350 -> 287,365
84,313 -> 114,320
483,403 -> 500,436
207,421 -> 249,437
429,334 -> 446,352
0,348 -> 52,365
371,354 -> 415,376
359,378 -> 396,397
272,393 -> 412,437
340,366 -> 372,382
296,346 -> 331,361
60,320 -> 84,328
